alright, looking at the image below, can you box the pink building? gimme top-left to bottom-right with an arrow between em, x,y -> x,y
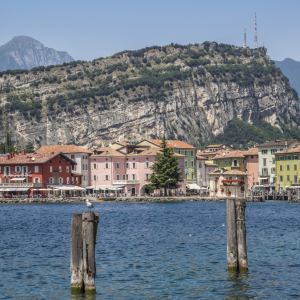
88,146 -> 186,196
244,148 -> 259,189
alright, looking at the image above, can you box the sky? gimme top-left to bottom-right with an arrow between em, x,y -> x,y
0,0 -> 299,62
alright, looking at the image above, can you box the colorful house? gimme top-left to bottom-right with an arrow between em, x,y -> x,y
0,151 -> 79,197
256,139 -> 300,189
211,150 -> 247,172
196,153 -> 217,190
209,169 -> 248,197
274,145 -> 300,191
36,145 -> 93,187
88,146 -> 186,196
202,144 -> 235,153
136,139 -> 197,185
243,147 -> 259,189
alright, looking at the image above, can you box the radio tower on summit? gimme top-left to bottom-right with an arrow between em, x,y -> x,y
254,12 -> 258,49
243,28 -> 247,48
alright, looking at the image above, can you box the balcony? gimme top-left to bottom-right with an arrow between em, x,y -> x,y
113,180 -> 139,185
0,183 -> 42,187
3,172 -> 32,177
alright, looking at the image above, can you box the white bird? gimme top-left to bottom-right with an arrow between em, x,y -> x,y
189,234 -> 192,236
86,199 -> 94,211
222,224 -> 225,227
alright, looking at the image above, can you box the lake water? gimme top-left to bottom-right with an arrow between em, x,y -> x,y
0,201 -> 299,299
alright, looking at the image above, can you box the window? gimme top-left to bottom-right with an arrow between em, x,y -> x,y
287,175 -> 290,181
144,174 -> 150,180
185,160 -> 188,168
104,175 -> 110,181
145,161 -> 150,168
85,164 -> 88,170
233,160 -> 238,167
262,168 -> 268,176
50,166 -> 53,172
125,162 -> 130,169
294,175 -> 298,184
34,177 -> 40,183
294,164 -> 297,171
66,166 -> 69,172
72,178 -> 74,184
263,158 -> 267,167
82,164 -> 85,170
251,156 -> 253,159
93,163 -> 97,170
271,149 -> 277,154
280,165 -> 283,171
294,155 -> 298,160
262,149 -> 268,154
191,160 -> 194,168
15,166 -> 21,172
104,163 -> 110,169
272,158 -> 275,164
280,175 -> 283,182
242,160 -> 245,165
123,174 -> 129,180
71,155 -> 75,160
76,177 -> 78,184
185,170 -> 188,179
132,174 -> 136,180
287,164 -> 290,171
287,156 -> 291,160
191,151 -> 194,156
225,160 -> 227,165
93,175 -> 97,181
49,177 -> 53,184
34,166 -> 39,173
116,162 -> 120,169
59,177 -> 63,184
278,156 -> 283,161
191,170 -> 194,180
178,150 -> 181,154
199,162 -> 202,168
82,155 -> 85,159
59,166 -> 62,172
185,151 -> 187,156
132,162 -> 137,169
116,174 -> 121,180
67,177 -> 70,184
271,168 -> 275,174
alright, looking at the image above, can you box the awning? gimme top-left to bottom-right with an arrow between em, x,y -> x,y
258,177 -> 269,180
288,186 -> 300,189
85,185 -> 125,190
10,178 -> 26,181
186,184 -> 201,190
48,185 -> 86,191
16,188 -> 29,191
3,188 -> 17,191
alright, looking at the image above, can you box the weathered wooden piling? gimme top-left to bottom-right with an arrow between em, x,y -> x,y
287,189 -> 291,202
71,213 -> 84,293
82,212 -> 99,294
235,199 -> 248,271
226,199 -> 238,271
71,212 -> 99,295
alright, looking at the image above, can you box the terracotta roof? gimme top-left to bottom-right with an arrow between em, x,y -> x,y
36,145 -> 93,154
275,145 -> 300,154
0,152 -> 76,165
71,171 -> 83,176
196,155 -> 207,160
257,139 -> 299,147
144,139 -> 196,149
117,142 -> 130,146
205,163 -> 217,167
127,147 -> 185,157
209,169 -> 248,176
243,147 -> 259,156
206,144 -> 223,148
93,147 -> 125,157
212,150 -> 245,159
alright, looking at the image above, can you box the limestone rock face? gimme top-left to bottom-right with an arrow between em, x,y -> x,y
0,36 -> 74,71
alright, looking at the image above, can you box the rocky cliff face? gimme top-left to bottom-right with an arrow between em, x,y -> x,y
0,36 -> 74,71
0,42 -> 299,150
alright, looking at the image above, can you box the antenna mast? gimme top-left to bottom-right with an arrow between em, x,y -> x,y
243,28 -> 247,48
254,12 -> 258,49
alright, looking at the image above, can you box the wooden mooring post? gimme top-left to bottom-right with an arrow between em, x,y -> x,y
71,212 -> 99,294
287,189 -> 291,203
226,198 -> 248,272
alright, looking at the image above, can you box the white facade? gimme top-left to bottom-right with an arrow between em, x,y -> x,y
64,153 -> 91,188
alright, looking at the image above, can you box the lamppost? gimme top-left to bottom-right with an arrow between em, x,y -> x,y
94,176 -> 96,198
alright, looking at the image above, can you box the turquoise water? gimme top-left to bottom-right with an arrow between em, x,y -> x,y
0,201 -> 299,299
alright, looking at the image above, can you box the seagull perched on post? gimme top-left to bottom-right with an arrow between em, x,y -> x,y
86,199 -> 94,211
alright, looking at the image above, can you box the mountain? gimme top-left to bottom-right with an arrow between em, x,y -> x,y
274,58 -> 300,99
0,42 -> 299,150
0,36 -> 74,71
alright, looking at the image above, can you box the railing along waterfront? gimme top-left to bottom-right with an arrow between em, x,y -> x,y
113,180 -> 139,184
0,183 -> 43,187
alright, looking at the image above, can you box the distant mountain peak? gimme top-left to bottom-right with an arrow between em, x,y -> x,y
0,36 -> 74,71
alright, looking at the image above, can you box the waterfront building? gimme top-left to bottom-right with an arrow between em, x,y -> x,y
88,146 -> 186,196
0,151 -> 80,197
257,139 -> 300,189
196,153 -> 217,190
209,169 -> 248,197
202,144 -> 235,153
211,150 -> 247,172
274,145 -> 300,191
36,145 -> 93,187
243,148 -> 259,189
136,139 -> 197,187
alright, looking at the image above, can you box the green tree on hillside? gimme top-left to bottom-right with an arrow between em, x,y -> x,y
146,136 -> 183,195
6,132 -> 14,153
25,141 -> 35,153
0,143 -> 5,154
14,140 -> 22,154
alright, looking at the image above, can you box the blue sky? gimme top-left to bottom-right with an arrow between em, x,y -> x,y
1,0 -> 299,62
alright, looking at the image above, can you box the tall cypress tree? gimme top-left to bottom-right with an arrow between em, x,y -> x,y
25,141 -> 35,153
146,136 -> 184,195
6,132 -> 14,153
0,143 -> 5,154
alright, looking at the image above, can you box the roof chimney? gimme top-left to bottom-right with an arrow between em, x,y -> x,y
285,140 -> 288,146
22,150 -> 25,155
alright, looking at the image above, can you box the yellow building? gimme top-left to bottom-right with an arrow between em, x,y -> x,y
211,150 -> 247,172
275,146 -> 300,191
